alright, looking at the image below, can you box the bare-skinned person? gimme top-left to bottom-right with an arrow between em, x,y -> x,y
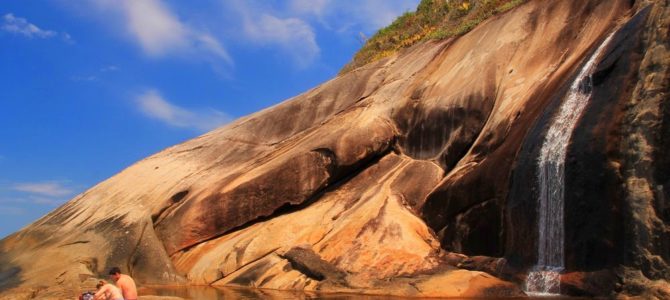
108,267 -> 138,300
94,280 -> 123,300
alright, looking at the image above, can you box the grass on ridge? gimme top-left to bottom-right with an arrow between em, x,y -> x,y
340,0 -> 527,74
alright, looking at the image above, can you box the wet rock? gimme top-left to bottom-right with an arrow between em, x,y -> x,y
560,269 -> 619,297
457,256 -> 508,278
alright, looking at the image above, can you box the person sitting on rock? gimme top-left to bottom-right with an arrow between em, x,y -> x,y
94,280 -> 123,300
108,267 -> 138,300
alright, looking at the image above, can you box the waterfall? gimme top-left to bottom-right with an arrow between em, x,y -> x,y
524,30 -> 617,296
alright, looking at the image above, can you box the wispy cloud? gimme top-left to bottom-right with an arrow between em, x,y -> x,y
244,14 -> 318,68
288,0 -> 419,32
289,0 -> 330,17
29,196 -> 67,206
2,13 -> 72,42
0,195 -> 66,207
13,181 -> 73,197
223,0 -> 417,68
137,89 -> 231,132
88,0 -> 232,65
227,1 -> 319,68
2,13 -> 56,38
100,65 -> 119,72
71,75 -> 98,82
58,0 -> 416,70
0,205 -> 25,215
3,181 -> 77,207
122,0 -> 188,56
70,65 -> 119,83
71,65 -> 120,83
0,196 -> 23,204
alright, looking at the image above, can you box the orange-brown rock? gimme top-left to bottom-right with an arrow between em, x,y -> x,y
1,0 -> 669,298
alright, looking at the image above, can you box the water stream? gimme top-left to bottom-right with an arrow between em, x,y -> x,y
524,30 -> 617,296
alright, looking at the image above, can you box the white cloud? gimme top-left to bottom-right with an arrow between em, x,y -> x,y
70,65 -> 119,82
137,89 -> 231,132
0,180 -> 76,209
62,32 -> 74,42
288,0 -> 419,32
224,0 -> 418,68
245,15 -> 319,68
228,1 -> 319,68
289,0 -> 329,19
123,0 -> 187,56
58,0 -> 417,70
13,181 -> 73,197
71,65 -> 119,83
100,65 -> 119,72
357,0 -> 420,30
1,13 -> 72,41
0,195 -> 67,206
194,34 -> 230,62
0,205 -> 25,215
0,197 -> 23,204
88,0 -> 232,65
30,196 -> 66,206
71,75 -> 98,82
2,13 -> 56,38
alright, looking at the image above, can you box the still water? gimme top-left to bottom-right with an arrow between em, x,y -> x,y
141,285 -> 581,300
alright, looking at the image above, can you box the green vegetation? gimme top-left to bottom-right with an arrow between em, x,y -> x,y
340,0 -> 527,73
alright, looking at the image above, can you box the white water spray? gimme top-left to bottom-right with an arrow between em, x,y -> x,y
524,30 -> 617,296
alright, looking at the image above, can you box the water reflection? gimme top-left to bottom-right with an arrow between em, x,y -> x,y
143,285 -> 399,300
142,285 -> 579,300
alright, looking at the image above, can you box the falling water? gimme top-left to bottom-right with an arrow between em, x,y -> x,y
524,30 -> 617,296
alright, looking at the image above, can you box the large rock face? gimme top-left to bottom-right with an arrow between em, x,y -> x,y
1,0 -> 669,299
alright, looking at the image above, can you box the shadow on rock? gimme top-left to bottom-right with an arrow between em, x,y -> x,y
0,250 -> 23,293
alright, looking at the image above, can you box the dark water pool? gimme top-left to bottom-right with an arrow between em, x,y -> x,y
141,286 -> 583,300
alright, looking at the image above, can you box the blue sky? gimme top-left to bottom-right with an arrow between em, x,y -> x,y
0,0 -> 419,238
